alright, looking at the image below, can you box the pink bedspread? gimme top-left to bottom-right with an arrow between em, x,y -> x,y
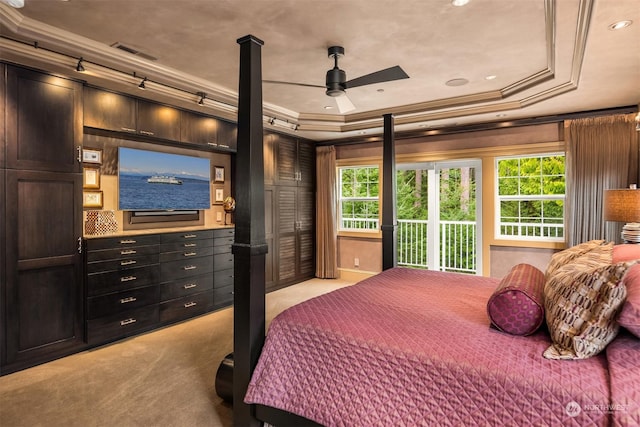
245,267 -> 637,426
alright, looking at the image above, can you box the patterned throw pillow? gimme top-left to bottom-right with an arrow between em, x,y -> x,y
543,243 -> 635,359
545,239 -> 605,280
618,264 -> 640,338
487,263 -> 545,335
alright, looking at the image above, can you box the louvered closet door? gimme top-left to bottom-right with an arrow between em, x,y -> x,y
276,187 -> 297,283
297,188 -> 315,278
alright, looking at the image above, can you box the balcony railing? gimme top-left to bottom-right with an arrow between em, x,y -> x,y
397,219 -> 477,274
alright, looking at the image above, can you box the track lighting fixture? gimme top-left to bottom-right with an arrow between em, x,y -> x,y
197,92 -> 207,106
268,117 -> 276,125
75,57 -> 85,73
138,77 -> 147,90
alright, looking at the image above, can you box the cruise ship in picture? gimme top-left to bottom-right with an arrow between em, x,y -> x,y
147,175 -> 183,185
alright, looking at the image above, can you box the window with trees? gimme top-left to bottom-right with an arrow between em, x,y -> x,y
338,166 -> 379,231
496,154 -> 565,241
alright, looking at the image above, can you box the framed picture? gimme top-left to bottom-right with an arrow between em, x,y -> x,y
83,191 -> 103,208
214,188 -> 225,203
83,167 -> 101,189
214,166 -> 225,183
82,148 -> 103,164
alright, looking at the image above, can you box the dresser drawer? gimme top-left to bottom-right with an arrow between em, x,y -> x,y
87,244 -> 159,263
160,273 -> 213,301
213,243 -> 233,255
213,236 -> 234,248
160,290 -> 213,324
213,268 -> 234,288
86,234 -> 160,251
159,245 -> 215,263
160,256 -> 214,281
213,228 -> 235,241
87,285 -> 160,320
161,229 -> 214,244
87,253 -> 159,274
87,265 -> 159,296
159,238 -> 213,254
213,253 -> 234,272
213,284 -> 234,307
87,305 -> 159,346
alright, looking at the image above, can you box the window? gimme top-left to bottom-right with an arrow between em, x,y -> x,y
496,154 -> 565,241
338,166 -> 379,231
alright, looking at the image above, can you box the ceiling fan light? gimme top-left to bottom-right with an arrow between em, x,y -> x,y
0,0 -> 24,8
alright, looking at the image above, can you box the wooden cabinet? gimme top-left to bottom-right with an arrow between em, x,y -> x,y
217,119 -> 238,152
85,235 -> 160,345
83,86 -> 137,133
5,66 -> 82,173
2,65 -> 85,374
180,111 -> 237,152
212,228 -> 235,308
264,132 -> 316,291
137,99 -> 181,141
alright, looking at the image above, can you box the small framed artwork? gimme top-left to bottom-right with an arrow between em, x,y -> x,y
214,166 -> 225,183
83,167 -> 101,189
82,148 -> 103,164
214,188 -> 225,204
83,191 -> 103,209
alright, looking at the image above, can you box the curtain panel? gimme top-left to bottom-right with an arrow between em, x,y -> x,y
565,113 -> 639,246
316,146 -> 338,278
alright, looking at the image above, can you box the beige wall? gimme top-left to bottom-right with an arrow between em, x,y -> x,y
336,122 -> 565,278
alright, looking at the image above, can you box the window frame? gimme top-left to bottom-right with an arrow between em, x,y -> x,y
494,152 -> 566,242
337,164 -> 381,234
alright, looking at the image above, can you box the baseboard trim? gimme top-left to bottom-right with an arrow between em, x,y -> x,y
338,268 -> 377,282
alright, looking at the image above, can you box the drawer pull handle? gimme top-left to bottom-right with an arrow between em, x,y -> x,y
121,127 -> 136,133
184,243 -> 197,247
120,318 -> 137,326
139,130 -> 154,136
120,297 -> 137,304
121,260 -> 137,266
120,275 -> 137,282
183,283 -> 197,289
121,249 -> 137,255
184,302 -> 197,308
120,239 -> 137,244
183,265 -> 197,271
183,234 -> 197,239
184,252 -> 197,257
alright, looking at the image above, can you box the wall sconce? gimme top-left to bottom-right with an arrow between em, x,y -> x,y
604,187 -> 640,243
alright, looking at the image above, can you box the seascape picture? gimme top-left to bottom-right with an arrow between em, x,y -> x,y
118,147 -> 211,211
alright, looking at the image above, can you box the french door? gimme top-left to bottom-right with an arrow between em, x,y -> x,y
396,159 -> 482,274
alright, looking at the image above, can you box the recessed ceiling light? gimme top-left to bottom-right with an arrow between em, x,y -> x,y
377,88 -> 385,93
451,0 -> 470,6
324,105 -> 333,110
445,78 -> 469,87
485,75 -> 497,80
609,20 -> 632,30
496,113 -> 507,118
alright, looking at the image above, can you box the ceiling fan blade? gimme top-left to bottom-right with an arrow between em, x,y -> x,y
263,80 -> 326,89
345,65 -> 409,89
335,93 -> 356,114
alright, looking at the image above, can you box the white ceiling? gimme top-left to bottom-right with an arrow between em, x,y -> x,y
1,0 -> 638,141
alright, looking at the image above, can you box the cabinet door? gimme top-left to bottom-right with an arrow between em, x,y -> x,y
263,133 -> 276,185
137,100 -> 180,141
3,170 -> 84,370
275,187 -> 297,283
217,120 -> 237,152
274,135 -> 297,185
297,140 -> 315,187
296,188 -> 316,279
5,66 -> 82,173
264,186 -> 275,289
180,111 -> 217,147
83,86 -> 137,133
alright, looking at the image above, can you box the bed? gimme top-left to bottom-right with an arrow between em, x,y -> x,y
244,266 -> 640,426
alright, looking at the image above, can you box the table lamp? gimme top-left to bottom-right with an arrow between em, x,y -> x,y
604,188 -> 640,243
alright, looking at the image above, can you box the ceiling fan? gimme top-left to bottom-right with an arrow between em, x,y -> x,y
264,46 -> 409,114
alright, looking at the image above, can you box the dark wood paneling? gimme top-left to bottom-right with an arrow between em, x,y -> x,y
83,86 -> 136,133
180,111 -> 218,146
137,100 -> 180,141
5,66 -> 82,173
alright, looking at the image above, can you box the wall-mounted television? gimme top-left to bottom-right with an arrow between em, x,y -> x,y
118,147 -> 211,211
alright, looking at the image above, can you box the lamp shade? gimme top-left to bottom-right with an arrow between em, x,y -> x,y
604,189 -> 640,223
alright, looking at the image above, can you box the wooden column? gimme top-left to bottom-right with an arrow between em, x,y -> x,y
381,113 -> 397,270
232,34 -> 268,427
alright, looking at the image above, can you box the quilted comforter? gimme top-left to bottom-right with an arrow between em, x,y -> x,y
245,267 -> 640,426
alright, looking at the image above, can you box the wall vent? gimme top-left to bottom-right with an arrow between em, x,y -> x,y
110,42 -> 158,61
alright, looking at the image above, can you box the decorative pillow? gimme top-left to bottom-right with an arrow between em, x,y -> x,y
545,239 -> 605,280
487,263 -> 545,335
613,244 -> 640,263
618,263 -> 640,338
543,243 -> 635,359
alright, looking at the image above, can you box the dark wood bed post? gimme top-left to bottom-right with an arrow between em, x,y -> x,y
381,113 -> 397,270
232,34 -> 268,427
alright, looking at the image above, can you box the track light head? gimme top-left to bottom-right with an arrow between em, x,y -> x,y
268,117 -> 276,125
138,77 -> 147,90
75,57 -> 85,73
197,92 -> 207,106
